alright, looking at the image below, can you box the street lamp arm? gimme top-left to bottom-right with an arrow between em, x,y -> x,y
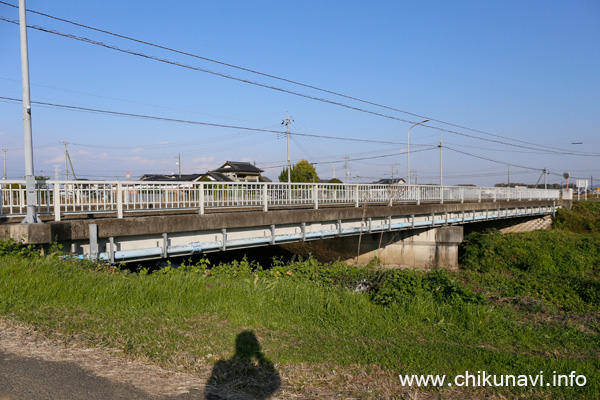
407,119 -> 429,185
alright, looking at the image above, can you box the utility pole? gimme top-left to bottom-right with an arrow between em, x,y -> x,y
61,141 -> 76,180
282,112 -> 293,183
53,165 -> 60,181
343,156 -> 349,184
19,0 -> 39,223
176,153 -> 181,178
507,165 -> 510,187
439,133 -> 443,187
2,148 -> 7,180
544,168 -> 547,189
62,140 -> 69,180
66,148 -> 76,180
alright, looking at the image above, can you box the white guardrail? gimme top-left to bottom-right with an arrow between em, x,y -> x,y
0,180 -> 561,221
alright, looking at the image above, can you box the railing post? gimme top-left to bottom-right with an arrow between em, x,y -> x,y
355,185 -> 359,207
460,187 -> 464,203
313,184 -> 319,210
263,183 -> 269,212
440,186 -> 444,204
416,186 -> 421,205
199,182 -> 205,215
20,187 -> 25,211
493,189 -> 497,202
116,182 -> 123,219
53,183 -> 61,222
478,187 -> 482,203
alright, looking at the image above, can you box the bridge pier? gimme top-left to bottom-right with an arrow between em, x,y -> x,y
284,225 -> 463,270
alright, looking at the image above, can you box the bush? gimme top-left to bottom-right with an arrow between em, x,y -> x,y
0,239 -> 39,257
370,268 -> 485,306
554,201 -> 600,233
459,229 -> 600,312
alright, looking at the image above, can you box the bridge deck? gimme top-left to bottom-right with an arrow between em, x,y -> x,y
0,199 -> 558,263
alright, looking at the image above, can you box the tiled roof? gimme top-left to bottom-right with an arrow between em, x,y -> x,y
203,172 -> 234,182
214,161 -> 263,174
139,174 -> 203,182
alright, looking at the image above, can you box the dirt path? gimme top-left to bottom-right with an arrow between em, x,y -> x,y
0,318 -> 210,399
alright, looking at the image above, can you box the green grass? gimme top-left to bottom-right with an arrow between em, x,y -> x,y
459,229 -> 600,313
0,246 -> 598,399
554,201 -> 600,234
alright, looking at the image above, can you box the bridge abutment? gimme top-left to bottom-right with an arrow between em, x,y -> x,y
283,225 -> 463,270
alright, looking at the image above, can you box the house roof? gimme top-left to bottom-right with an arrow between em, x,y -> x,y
374,178 -> 405,185
213,161 -> 263,174
201,172 -> 234,182
140,174 -> 203,182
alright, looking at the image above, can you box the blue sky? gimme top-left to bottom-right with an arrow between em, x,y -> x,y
0,0 -> 598,186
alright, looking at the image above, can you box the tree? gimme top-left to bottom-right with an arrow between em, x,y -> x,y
278,160 -> 320,183
328,178 -> 342,184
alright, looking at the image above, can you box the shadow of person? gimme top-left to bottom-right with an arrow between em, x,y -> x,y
205,330 -> 280,400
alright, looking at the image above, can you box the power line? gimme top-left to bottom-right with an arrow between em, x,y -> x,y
313,147 -> 436,166
0,17 -> 415,123
444,146 -> 545,171
443,141 -> 580,155
0,96 -> 415,146
1,1 -> 591,157
258,147 -> 435,171
0,76 -> 249,122
1,14 -> 598,157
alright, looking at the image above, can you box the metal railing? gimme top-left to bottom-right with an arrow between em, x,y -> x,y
0,180 -> 560,221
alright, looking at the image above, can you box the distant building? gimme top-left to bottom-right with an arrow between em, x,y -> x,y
200,161 -> 271,183
373,178 -> 406,185
139,161 -> 272,184
139,174 -> 203,182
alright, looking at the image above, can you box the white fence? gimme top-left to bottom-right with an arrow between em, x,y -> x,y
0,180 -> 560,221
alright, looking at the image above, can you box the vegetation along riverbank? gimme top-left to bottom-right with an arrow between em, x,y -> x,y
0,202 -> 598,399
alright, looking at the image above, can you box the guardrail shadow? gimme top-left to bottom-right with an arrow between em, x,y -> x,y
205,330 -> 280,400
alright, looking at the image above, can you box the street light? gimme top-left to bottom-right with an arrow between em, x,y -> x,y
407,119 -> 429,185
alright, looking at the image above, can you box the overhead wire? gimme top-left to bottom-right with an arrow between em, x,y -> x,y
258,147 -> 435,171
0,96 -> 422,146
0,76 -> 249,122
0,1 -> 592,157
442,146 -> 593,180
1,15 -> 599,157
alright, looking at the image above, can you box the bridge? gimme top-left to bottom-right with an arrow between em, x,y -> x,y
0,180 -> 564,268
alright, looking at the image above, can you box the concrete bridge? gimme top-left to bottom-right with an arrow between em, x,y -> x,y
0,180 -> 563,268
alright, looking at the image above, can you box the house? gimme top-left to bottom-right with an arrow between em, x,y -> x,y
200,161 -> 271,183
139,174 -> 203,182
373,178 -> 406,185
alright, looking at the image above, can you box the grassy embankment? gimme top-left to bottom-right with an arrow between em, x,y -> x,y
0,202 -> 599,398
